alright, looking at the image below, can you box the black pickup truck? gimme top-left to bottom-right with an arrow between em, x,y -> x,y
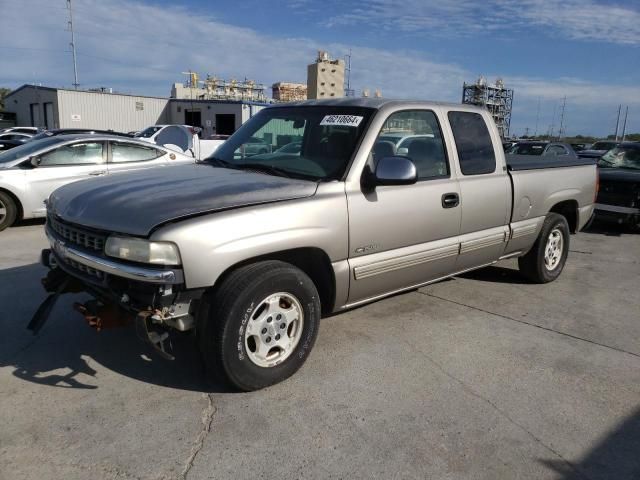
595,142 -> 640,230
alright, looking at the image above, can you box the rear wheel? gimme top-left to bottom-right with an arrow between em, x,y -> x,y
0,192 -> 18,232
518,213 -> 570,283
198,260 -> 321,391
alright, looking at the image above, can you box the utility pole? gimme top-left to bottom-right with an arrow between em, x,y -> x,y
344,49 -> 353,97
614,104 -> 621,141
558,96 -> 566,140
534,97 -> 540,137
67,0 -> 79,89
621,106 -> 629,142
549,103 -> 557,138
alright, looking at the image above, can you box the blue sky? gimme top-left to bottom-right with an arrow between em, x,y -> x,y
1,0 -> 639,136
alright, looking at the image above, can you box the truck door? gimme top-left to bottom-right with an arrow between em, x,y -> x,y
445,110 -> 511,271
346,109 -> 461,305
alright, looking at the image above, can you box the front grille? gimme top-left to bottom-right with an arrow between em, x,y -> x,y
48,215 -> 106,251
66,258 -> 104,280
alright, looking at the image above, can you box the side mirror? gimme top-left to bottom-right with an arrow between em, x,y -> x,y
30,156 -> 41,168
374,156 -> 417,186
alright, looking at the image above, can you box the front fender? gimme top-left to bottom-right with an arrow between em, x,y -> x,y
151,184 -> 349,289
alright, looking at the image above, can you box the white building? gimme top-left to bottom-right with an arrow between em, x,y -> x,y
4,85 -> 269,136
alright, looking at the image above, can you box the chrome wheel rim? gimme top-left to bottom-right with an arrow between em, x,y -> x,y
544,228 -> 564,271
0,198 -> 6,223
244,292 -> 304,368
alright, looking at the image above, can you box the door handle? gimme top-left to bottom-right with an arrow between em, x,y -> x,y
88,170 -> 107,176
441,192 -> 459,208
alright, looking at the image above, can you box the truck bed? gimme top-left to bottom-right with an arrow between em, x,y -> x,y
506,154 -> 596,171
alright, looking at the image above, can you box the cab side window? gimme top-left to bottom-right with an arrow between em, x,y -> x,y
372,110 -> 449,180
39,142 -> 104,166
448,111 -> 496,175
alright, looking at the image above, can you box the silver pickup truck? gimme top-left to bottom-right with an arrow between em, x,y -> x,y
34,99 -> 597,391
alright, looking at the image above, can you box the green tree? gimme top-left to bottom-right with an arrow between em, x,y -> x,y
0,88 -> 12,110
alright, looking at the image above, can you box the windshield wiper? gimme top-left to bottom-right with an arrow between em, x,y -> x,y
237,163 -> 292,178
598,158 -> 615,166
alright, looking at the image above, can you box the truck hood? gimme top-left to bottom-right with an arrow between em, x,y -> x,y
48,164 -> 319,236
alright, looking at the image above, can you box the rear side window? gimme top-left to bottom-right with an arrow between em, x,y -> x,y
111,143 -> 163,163
448,111 -> 496,175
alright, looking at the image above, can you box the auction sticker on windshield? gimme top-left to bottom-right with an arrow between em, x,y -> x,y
320,115 -> 363,127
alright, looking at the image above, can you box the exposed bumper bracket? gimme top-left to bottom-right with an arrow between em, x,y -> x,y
135,311 -> 175,361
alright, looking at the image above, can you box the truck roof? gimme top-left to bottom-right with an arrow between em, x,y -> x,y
269,97 -> 485,112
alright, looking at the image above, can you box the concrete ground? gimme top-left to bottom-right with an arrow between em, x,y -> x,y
0,219 -> 638,480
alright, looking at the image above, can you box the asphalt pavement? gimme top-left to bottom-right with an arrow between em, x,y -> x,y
0,219 -> 638,480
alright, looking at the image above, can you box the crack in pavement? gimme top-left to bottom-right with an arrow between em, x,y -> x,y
401,335 -> 592,480
418,290 -> 640,359
179,393 -> 216,480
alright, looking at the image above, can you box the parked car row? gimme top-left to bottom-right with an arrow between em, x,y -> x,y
0,134 -> 194,231
505,139 -> 640,229
507,141 -> 578,158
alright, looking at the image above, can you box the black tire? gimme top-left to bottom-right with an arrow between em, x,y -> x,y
518,213 -> 570,283
198,260 -> 321,391
0,191 -> 18,232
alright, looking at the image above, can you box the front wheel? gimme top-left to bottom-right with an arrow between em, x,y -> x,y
518,213 -> 570,283
0,191 -> 18,232
198,260 -> 320,391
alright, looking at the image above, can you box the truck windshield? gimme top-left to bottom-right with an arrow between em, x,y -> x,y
598,146 -> 640,170
206,106 -> 375,181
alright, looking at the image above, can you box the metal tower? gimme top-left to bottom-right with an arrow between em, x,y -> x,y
462,76 -> 514,139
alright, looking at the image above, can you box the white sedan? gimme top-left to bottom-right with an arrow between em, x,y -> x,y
0,134 -> 193,231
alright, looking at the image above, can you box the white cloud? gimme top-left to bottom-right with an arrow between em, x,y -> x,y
1,0 -> 638,136
0,0 -> 466,99
502,76 -> 640,136
324,0 -> 640,45
513,0 -> 640,45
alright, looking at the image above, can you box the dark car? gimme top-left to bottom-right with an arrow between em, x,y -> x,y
508,141 -> 577,158
570,143 -> 591,152
594,142 -> 640,230
0,138 -> 28,151
27,128 -> 133,142
577,140 -> 619,160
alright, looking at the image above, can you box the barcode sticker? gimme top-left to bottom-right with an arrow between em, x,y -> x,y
320,115 -> 364,127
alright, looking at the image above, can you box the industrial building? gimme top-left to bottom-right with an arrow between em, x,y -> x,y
171,72 -> 267,103
272,82 -> 307,102
4,84 -> 269,137
462,76 -> 514,138
4,85 -> 169,132
167,99 -> 267,137
307,51 -> 345,100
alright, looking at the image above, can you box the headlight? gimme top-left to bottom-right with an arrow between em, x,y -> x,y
105,236 -> 181,265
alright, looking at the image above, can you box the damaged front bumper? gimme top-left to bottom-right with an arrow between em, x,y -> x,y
31,227 -> 205,360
